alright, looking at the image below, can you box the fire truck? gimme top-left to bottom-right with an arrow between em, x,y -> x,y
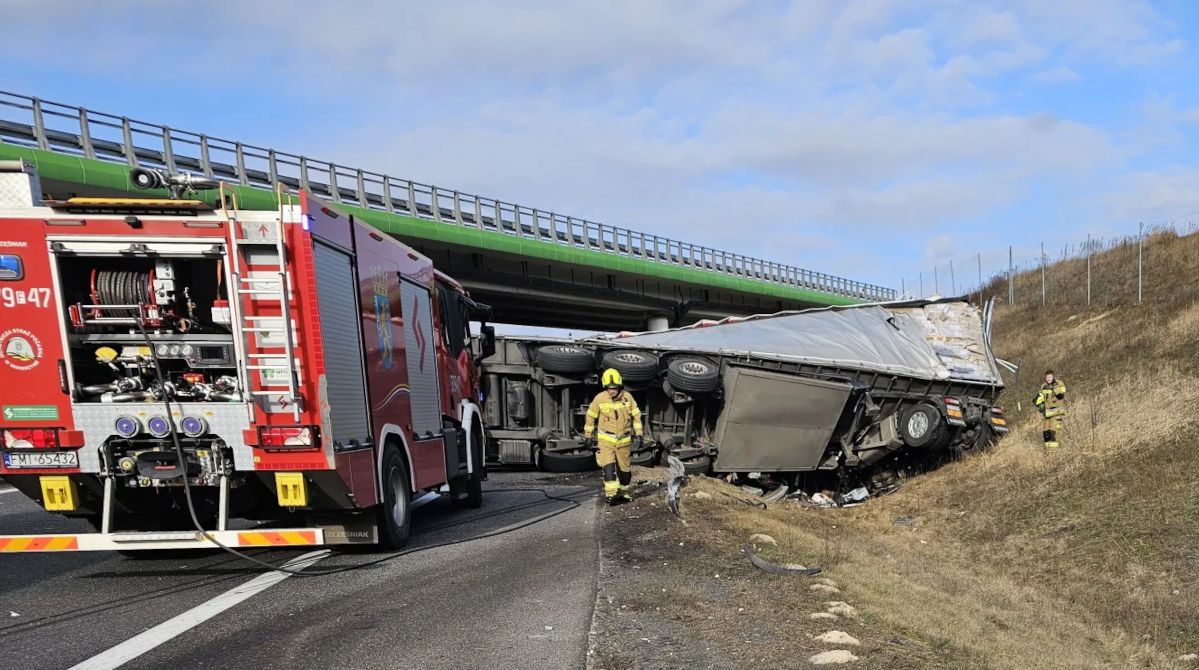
0,160 -> 494,552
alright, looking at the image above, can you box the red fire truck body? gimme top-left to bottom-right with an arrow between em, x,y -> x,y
0,162 -> 490,552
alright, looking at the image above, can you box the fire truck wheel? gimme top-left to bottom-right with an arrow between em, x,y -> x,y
378,447 -> 412,549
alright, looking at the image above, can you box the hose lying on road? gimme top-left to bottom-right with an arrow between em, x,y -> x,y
135,318 -> 582,578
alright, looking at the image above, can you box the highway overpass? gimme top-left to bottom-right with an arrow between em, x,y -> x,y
0,91 -> 894,331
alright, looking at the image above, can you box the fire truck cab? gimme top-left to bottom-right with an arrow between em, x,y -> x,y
0,160 -> 493,552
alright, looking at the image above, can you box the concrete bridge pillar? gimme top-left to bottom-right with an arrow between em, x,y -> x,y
647,315 -> 671,332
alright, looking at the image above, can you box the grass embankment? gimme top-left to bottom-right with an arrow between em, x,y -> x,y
690,230 -> 1199,668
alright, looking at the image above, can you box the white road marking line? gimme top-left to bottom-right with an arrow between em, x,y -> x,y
67,549 -> 330,670
0,488 -> 20,495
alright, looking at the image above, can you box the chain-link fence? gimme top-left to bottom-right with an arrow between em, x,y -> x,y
897,219 -> 1199,308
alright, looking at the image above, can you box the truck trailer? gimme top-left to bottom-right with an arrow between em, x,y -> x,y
0,161 -> 493,553
480,298 -> 1008,492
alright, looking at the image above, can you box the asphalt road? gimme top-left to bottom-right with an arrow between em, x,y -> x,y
0,472 -> 599,670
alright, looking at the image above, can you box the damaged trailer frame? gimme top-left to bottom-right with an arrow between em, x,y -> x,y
479,298 -> 1009,490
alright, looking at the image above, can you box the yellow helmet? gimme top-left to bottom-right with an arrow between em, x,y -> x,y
602,368 -> 623,388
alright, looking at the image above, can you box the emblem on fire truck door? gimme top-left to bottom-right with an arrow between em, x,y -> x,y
372,270 -> 394,370
0,328 -> 42,371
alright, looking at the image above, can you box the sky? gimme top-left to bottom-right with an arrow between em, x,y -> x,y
3,0 -> 1199,296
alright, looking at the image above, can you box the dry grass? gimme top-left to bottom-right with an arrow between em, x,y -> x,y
684,230 -> 1199,668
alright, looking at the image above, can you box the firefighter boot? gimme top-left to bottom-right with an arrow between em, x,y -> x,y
602,463 -> 624,504
1043,430 -> 1059,450
614,467 -> 632,503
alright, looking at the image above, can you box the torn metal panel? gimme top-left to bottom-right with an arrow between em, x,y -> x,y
712,366 -> 853,472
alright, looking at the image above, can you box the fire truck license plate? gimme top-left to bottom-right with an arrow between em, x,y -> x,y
2,451 -> 78,469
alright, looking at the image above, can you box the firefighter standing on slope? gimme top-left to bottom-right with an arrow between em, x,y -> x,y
1034,370 -> 1067,449
584,369 -> 644,504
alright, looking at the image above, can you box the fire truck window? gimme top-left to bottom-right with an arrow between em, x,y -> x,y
0,254 -> 22,280
437,286 -> 468,357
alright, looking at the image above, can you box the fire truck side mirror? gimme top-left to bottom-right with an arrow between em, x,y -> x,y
474,325 -> 496,361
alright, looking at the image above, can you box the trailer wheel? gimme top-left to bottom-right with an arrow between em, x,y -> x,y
682,455 -> 712,475
898,403 -> 945,449
971,422 -> 998,452
536,345 -> 595,375
378,447 -> 412,549
666,357 -> 720,394
538,449 -> 597,473
601,350 -> 659,383
630,446 -> 660,467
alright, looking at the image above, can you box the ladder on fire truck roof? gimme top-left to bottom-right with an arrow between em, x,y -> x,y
224,185 -> 303,422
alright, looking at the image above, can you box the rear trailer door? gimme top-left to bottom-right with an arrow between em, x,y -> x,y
712,366 -> 852,472
400,278 -> 441,438
312,241 -> 372,448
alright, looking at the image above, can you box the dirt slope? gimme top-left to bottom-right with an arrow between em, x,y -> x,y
592,230 -> 1199,669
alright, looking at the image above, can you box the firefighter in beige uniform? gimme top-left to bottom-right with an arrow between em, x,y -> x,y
584,369 -> 644,504
1034,370 -> 1066,449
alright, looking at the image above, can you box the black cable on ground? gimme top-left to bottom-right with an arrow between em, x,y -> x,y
134,318 -> 583,577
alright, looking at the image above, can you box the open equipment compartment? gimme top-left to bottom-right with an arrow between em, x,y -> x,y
54,243 -> 243,405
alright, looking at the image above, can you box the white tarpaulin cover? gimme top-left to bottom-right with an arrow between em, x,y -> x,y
596,299 -> 1002,385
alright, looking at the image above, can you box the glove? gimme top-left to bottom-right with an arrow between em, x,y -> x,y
633,435 -> 644,449
584,436 -> 596,449
1055,393 -> 1065,400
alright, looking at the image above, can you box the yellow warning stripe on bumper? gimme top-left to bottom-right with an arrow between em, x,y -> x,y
0,536 -> 79,552
237,530 -> 318,546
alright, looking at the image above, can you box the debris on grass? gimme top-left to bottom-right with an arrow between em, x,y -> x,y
827,602 -> 858,617
742,544 -> 822,576
815,631 -> 861,646
810,583 -> 841,594
748,533 -> 777,546
810,649 -> 860,664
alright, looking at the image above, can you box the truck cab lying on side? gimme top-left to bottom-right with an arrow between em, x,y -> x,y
480,298 -> 1008,493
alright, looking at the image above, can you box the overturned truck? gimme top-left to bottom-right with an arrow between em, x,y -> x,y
480,298 -> 1008,491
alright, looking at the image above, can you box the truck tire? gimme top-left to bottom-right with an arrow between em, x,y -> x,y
538,449 -> 597,473
666,357 -> 720,394
536,345 -> 595,375
971,422 -> 997,452
378,446 -> 412,549
601,350 -> 659,383
898,403 -> 945,449
682,455 -> 712,475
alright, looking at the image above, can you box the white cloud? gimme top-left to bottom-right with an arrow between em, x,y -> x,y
1103,168 -> 1199,223
1031,66 -> 1082,83
0,0 -> 1192,287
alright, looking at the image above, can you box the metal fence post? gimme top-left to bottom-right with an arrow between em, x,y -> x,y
31,98 -> 49,151
1008,245 -> 1013,305
1138,222 -> 1144,305
1086,233 -> 1091,306
1041,241 -> 1046,307
949,259 -> 956,295
976,253 -> 982,304
919,272 -> 923,298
